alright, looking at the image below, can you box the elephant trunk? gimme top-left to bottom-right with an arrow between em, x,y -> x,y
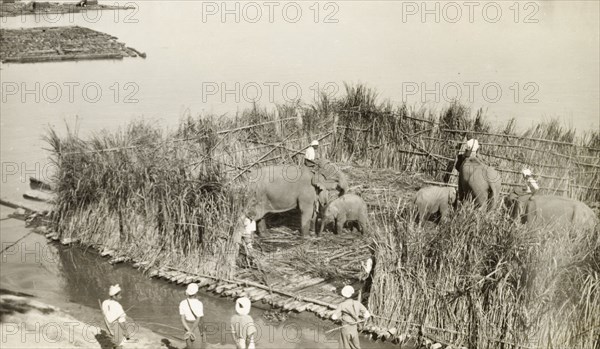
318,218 -> 327,235
337,174 -> 348,195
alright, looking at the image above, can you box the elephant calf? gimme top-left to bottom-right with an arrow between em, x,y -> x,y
414,186 -> 457,224
319,194 -> 369,235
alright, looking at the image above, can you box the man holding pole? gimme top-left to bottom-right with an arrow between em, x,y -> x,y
330,285 -> 371,349
101,284 -> 133,349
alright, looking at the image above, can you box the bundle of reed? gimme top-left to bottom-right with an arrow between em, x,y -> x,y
45,120 -> 247,279
367,193 -> 600,348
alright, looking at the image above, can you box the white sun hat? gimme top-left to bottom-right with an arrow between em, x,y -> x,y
466,138 -> 480,152
109,284 -> 122,296
310,140 -> 319,146
341,285 -> 354,298
521,168 -> 533,177
186,283 -> 199,296
235,297 -> 252,315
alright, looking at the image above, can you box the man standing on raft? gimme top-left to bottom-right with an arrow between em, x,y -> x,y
331,285 -> 371,349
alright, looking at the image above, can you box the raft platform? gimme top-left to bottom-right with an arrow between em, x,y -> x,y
0,26 -> 146,63
0,1 -> 134,18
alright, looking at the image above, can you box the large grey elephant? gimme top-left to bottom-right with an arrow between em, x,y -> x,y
505,191 -> 598,230
455,154 -> 501,209
414,186 -> 456,224
319,193 -> 369,235
246,162 -> 348,236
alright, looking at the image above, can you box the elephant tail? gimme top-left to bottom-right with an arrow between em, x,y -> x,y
488,176 -> 501,209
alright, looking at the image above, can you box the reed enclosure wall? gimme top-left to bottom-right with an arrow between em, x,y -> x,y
326,88 -> 599,203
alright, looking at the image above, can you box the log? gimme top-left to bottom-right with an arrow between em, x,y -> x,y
1,197 -> 40,212
29,177 -> 54,192
23,190 -> 55,203
197,278 -> 212,288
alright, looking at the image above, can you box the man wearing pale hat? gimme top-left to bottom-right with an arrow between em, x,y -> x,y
101,284 -> 133,349
180,283 -> 205,349
304,140 -> 319,167
331,285 -> 371,349
521,168 -> 539,195
459,138 -> 481,159
230,297 -> 257,349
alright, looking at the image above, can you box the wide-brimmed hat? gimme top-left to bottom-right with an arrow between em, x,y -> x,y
341,285 -> 354,298
235,297 -> 251,315
186,283 -> 199,296
109,284 -> 122,296
310,140 -> 319,146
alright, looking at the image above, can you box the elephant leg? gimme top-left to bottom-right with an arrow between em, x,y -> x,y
256,219 -> 268,236
318,217 -> 330,236
475,191 -> 489,208
439,204 -> 449,222
335,218 -> 345,235
357,219 -> 367,235
299,201 -> 314,237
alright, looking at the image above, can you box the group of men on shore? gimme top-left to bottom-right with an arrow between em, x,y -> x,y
101,281 -> 371,349
101,283 -> 258,349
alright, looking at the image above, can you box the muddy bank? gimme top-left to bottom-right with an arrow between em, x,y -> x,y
0,289 -> 183,348
0,26 -> 145,63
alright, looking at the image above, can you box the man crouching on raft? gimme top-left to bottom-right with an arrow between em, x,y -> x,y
331,285 -> 371,349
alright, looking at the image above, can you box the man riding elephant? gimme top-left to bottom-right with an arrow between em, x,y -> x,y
454,138 -> 501,209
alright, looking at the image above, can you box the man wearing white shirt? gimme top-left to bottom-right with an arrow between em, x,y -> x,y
521,168 -> 539,195
242,213 -> 256,254
180,283 -> 204,349
101,284 -> 132,349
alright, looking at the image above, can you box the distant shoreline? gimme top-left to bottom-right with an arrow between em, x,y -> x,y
0,1 -> 134,18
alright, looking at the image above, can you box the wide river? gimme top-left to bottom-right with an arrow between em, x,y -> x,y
1,1 -> 598,201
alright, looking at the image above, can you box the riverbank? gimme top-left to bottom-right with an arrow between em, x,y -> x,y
0,26 -> 145,63
0,289 -> 184,348
0,205 -> 185,348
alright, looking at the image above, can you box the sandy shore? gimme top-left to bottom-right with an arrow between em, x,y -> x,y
0,289 -> 185,348
0,205 -> 185,349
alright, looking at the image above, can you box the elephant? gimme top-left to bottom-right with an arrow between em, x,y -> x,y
455,153 -> 501,209
505,191 -> 598,230
319,194 -> 369,235
414,186 -> 457,224
246,162 -> 348,236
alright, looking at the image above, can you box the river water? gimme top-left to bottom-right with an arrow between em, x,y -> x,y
1,1 -> 599,204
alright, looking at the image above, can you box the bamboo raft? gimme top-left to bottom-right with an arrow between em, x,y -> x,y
0,26 -> 146,63
1,176 -> 457,349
